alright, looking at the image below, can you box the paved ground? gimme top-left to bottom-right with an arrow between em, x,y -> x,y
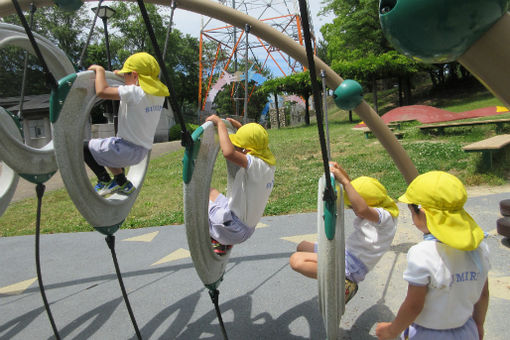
1,189 -> 509,339
2,140 -> 510,339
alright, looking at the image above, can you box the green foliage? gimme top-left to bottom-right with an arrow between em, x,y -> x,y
332,51 -> 419,82
169,123 -> 198,141
321,0 -> 389,61
1,6 -> 91,95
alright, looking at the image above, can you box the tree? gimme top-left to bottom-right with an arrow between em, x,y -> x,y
98,2 -> 200,114
1,5 -> 92,96
321,0 -> 421,110
258,71 -> 314,125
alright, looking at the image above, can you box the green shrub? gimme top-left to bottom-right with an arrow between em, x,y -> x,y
169,123 -> 199,141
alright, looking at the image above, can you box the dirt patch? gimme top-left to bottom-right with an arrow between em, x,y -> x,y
466,183 -> 510,197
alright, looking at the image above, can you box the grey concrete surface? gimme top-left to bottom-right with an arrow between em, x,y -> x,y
1,192 -> 509,339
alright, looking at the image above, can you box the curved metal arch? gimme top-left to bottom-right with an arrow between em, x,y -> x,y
317,174 -> 345,339
0,0 -> 418,183
52,71 -> 149,232
0,23 -> 75,183
0,108 -> 21,217
183,120 -> 239,289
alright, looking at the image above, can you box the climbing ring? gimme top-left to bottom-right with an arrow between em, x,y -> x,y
317,174 -> 345,339
52,71 -> 149,234
0,23 -> 75,183
0,108 -> 21,216
183,120 -> 239,289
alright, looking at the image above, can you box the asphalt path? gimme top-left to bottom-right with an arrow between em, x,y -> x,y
1,190 -> 509,339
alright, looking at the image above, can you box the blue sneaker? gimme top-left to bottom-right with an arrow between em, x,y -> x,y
117,181 -> 135,195
98,179 -> 120,196
95,180 -> 110,194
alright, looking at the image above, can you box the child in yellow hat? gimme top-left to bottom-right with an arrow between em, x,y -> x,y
290,162 -> 399,304
205,115 -> 275,255
85,52 -> 169,196
376,171 -> 490,340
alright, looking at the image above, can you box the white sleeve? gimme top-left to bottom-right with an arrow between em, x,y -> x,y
403,245 -> 431,286
375,207 -> 393,226
118,85 -> 143,105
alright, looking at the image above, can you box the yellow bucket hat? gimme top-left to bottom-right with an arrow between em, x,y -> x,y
117,52 -> 169,97
398,171 -> 484,251
229,123 -> 276,165
344,176 -> 399,218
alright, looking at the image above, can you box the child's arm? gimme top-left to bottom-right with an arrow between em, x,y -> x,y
329,162 -> 379,222
472,279 -> 489,339
226,117 -> 243,129
206,115 -> 248,168
375,284 -> 427,340
88,65 -> 120,100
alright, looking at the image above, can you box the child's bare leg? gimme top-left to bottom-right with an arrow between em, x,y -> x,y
297,240 -> 315,252
289,252 -> 318,279
209,188 -> 220,202
108,167 -> 123,176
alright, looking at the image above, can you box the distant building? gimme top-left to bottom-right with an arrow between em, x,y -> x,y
0,94 -> 173,146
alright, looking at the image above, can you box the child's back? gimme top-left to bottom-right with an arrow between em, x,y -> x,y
405,239 -> 489,329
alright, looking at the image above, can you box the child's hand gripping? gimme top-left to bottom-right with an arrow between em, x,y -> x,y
329,161 -> 351,185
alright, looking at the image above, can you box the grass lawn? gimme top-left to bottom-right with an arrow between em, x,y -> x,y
1,83 -> 509,236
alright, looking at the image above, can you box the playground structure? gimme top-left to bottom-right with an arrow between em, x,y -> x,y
199,0 -> 312,118
1,0 -> 510,338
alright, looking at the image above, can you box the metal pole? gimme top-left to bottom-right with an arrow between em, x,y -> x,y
232,0 -> 239,117
243,24 -> 250,124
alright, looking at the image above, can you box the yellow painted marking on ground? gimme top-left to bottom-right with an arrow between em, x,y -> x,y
488,273 -> 510,300
151,248 -> 190,266
256,222 -> 269,229
0,277 -> 37,295
123,231 -> 159,243
496,106 -> 509,112
281,233 -> 317,244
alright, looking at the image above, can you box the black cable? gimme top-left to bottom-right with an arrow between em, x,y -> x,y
35,183 -> 61,340
208,289 -> 229,340
18,2 -> 36,120
297,0 -> 336,202
135,0 -> 192,148
105,235 -> 142,340
11,0 -> 58,91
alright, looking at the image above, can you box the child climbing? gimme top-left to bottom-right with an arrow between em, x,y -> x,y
85,52 -> 169,196
289,161 -> 399,303
205,115 -> 275,255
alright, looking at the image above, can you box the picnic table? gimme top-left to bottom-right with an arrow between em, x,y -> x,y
462,134 -> 510,169
419,118 -> 510,134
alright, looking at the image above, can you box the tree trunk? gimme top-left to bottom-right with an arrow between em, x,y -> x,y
398,77 -> 403,107
305,96 -> 310,125
274,91 -> 280,129
349,110 -> 353,123
372,79 -> 379,115
404,76 -> 412,105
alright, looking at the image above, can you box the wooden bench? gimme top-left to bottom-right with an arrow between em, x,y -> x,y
358,126 -> 404,139
462,134 -> 510,169
419,118 -> 510,134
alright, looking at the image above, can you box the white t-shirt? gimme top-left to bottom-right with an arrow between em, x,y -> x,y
228,154 -> 275,228
345,208 -> 397,271
117,85 -> 164,150
403,239 -> 490,329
